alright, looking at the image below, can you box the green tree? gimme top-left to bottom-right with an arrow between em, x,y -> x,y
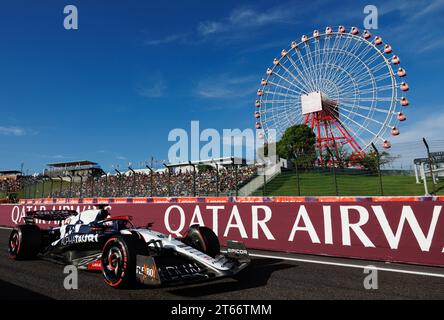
276,124 -> 316,168
347,151 -> 396,173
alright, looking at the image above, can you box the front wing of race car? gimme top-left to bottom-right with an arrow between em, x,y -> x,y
135,240 -> 250,286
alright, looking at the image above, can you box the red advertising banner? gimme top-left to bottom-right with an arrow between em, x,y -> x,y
1,198 -> 444,267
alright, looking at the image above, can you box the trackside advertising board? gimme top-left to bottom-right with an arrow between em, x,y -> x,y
1,197 -> 444,267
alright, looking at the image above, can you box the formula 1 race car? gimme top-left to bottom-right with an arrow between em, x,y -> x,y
7,205 -> 250,288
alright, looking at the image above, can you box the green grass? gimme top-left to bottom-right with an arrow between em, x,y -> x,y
20,180 -> 74,198
253,171 -> 444,196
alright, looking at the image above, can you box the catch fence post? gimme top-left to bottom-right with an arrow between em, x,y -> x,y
262,164 -> 266,196
114,169 -> 122,197
77,174 -> 84,198
371,143 -> 384,196
49,177 -> 54,198
145,165 -> 154,197
163,164 -> 171,197
422,138 -> 436,194
58,175 -> 63,197
41,178 -> 46,198
189,161 -> 197,196
327,148 -> 339,196
295,160 -> 301,196
67,175 -> 73,198
215,162 -> 219,197
128,166 -> 136,197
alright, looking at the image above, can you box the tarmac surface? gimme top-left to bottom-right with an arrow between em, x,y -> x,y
0,228 -> 443,300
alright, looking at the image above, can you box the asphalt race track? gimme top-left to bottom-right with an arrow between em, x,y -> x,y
0,228 -> 443,300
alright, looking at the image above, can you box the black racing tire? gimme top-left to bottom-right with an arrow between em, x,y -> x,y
8,225 -> 42,260
101,235 -> 138,288
186,225 -> 220,258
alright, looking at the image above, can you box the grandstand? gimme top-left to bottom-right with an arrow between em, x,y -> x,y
45,160 -> 105,178
0,170 -> 22,181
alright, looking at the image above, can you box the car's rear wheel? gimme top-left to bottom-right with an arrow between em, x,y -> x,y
8,225 -> 42,260
185,225 -> 220,258
101,235 -> 136,288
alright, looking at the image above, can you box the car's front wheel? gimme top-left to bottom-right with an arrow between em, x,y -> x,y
101,235 -> 137,288
185,225 -> 220,258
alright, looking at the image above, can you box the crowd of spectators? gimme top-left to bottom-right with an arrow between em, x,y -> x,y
0,176 -> 39,195
47,165 -> 258,198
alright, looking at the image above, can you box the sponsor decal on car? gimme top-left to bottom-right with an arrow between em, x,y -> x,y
136,255 -> 162,285
159,262 -> 207,281
136,263 -> 158,282
227,248 -> 248,255
61,234 -> 99,245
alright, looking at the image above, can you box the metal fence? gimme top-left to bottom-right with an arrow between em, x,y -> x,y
256,139 -> 444,197
2,139 -> 444,200
14,165 -> 258,199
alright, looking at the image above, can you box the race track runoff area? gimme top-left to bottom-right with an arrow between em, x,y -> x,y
0,228 -> 443,300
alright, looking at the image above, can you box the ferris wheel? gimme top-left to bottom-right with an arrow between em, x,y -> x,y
255,25 -> 409,161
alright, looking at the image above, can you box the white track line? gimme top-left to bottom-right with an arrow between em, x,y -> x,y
0,227 -> 12,230
222,251 -> 444,278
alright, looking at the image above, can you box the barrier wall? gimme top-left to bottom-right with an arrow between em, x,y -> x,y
1,196 -> 444,267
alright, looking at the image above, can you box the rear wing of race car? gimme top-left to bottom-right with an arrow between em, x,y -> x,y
24,210 -> 78,225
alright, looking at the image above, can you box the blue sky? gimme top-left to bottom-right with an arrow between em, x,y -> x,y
1,0 -> 444,173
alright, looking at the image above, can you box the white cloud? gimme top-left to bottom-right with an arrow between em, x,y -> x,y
376,0 -> 444,54
147,2 -> 313,46
137,79 -> 167,98
195,73 -> 257,99
419,37 -> 444,53
393,110 -> 444,143
198,21 -> 224,36
145,32 -> 190,46
197,5 -> 298,38
0,126 -> 26,136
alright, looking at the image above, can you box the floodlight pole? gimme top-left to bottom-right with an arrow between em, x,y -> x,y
371,143 -> 384,196
422,138 -> 436,194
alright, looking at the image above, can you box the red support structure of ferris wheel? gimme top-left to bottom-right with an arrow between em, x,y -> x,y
304,110 -> 363,166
